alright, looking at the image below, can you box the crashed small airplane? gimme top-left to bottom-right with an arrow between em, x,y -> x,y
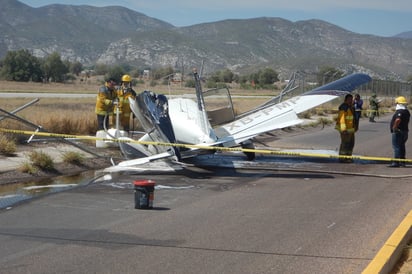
103,70 -> 372,173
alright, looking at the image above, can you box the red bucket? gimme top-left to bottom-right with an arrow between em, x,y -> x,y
133,180 -> 155,209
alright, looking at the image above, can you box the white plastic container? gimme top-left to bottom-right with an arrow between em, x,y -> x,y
96,130 -> 108,148
96,129 -> 128,148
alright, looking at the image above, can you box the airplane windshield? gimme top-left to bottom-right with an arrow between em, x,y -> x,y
203,88 -> 235,126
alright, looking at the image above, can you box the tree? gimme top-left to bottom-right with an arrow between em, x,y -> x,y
247,69 -> 279,88
0,49 -> 43,82
70,61 -> 83,76
42,52 -> 69,82
208,72 -> 221,83
249,72 -> 259,87
317,67 -> 344,86
205,69 -> 236,88
95,63 -> 109,75
151,66 -> 174,80
258,68 -> 279,86
220,69 -> 235,83
105,65 -> 126,83
185,78 -> 195,88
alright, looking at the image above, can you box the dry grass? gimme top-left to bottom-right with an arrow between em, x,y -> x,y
28,150 -> 54,171
390,242 -> 412,274
0,134 -> 17,155
62,151 -> 85,165
1,97 -> 97,135
18,161 -> 38,174
0,80 -> 98,93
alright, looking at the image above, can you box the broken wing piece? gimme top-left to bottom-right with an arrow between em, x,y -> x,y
117,150 -> 176,166
102,154 -> 183,174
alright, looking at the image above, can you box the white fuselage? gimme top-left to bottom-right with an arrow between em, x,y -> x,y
168,98 -> 217,145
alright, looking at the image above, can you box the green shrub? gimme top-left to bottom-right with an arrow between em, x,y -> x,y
28,150 -> 54,171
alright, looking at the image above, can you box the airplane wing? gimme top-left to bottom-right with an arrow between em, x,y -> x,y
214,73 -> 372,146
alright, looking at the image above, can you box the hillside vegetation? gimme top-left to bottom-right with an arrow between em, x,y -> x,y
1,0 -> 412,79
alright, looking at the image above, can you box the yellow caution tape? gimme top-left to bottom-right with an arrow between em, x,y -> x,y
314,107 -> 392,114
1,127 -> 411,163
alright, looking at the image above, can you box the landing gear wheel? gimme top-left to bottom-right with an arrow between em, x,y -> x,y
241,141 -> 256,161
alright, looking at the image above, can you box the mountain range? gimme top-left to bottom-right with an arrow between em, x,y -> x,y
1,0 -> 412,80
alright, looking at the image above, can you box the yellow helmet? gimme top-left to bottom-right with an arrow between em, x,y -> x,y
122,74 -> 132,82
395,96 -> 408,104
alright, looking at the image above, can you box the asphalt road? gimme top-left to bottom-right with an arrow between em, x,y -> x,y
0,114 -> 411,274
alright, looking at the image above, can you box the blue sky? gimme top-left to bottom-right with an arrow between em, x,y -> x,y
20,0 -> 412,37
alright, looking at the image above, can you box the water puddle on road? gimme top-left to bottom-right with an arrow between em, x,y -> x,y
0,172 -> 196,210
0,171 -> 96,209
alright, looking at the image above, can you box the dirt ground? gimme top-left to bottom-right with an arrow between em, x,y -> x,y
0,156 -> 111,185
0,141 -> 118,186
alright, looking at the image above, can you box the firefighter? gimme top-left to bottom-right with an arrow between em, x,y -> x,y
369,93 -> 379,122
388,96 -> 410,167
116,74 -> 137,131
335,94 -> 357,163
95,78 -> 117,131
